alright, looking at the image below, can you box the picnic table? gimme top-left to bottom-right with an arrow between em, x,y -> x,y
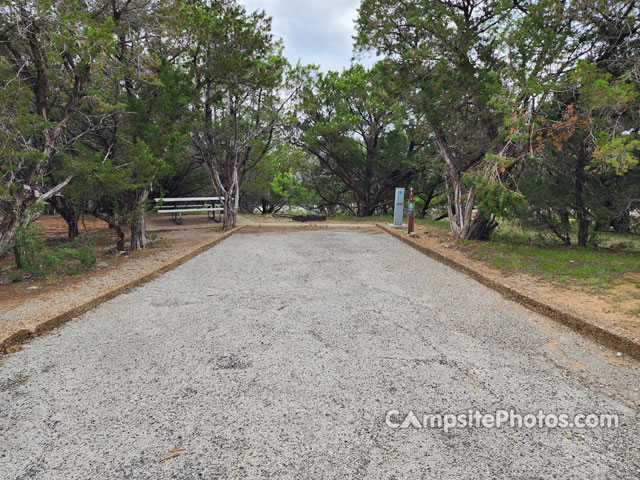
154,197 -> 224,225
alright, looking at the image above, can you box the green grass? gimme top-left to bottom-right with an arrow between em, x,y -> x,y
460,221 -> 640,290
464,238 -> 639,290
417,217 -> 451,229
489,221 -> 640,250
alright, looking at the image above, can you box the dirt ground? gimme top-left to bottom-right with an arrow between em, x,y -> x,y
1,216 -> 118,304
0,215 -> 223,341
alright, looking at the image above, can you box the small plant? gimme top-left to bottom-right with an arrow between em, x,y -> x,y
9,273 -> 22,283
587,230 -> 605,248
147,233 -> 158,247
12,223 -> 96,277
13,224 -> 49,275
56,237 -> 97,274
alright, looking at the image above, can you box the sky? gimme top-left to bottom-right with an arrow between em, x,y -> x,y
239,0 -> 376,72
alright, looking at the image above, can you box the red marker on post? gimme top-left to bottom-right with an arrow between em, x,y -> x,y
408,187 -> 415,235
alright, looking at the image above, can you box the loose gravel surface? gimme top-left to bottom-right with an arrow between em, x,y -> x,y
0,229 -> 220,343
1,230 -> 639,479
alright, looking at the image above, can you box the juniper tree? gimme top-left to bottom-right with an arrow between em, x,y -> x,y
0,0 -> 116,257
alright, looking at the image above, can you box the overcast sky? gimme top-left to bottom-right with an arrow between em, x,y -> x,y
240,0 -> 376,72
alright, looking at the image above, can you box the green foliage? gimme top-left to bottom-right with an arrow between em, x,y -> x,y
2,0 -> 639,253
9,272 -> 23,283
13,224 -> 96,277
181,0 -> 293,227
592,135 -> 640,174
242,145 -> 313,213
0,60 -> 48,199
354,0 -> 640,243
269,167 -> 309,206
471,174 -> 528,220
572,61 -> 637,112
295,62 -> 423,216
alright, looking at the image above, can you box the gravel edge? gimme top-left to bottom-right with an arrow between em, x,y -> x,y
0,226 -> 245,355
378,223 -> 640,360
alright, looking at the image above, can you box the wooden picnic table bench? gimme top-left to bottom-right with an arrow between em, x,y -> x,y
154,197 -> 224,225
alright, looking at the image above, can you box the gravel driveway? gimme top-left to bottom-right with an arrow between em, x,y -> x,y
1,229 -> 639,479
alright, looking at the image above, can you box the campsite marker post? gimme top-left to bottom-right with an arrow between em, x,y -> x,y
408,187 -> 415,234
393,188 -> 405,228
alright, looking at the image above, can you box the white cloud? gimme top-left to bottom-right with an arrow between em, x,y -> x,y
240,0 -> 375,72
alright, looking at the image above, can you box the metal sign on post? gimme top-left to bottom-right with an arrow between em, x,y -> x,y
393,188 -> 405,227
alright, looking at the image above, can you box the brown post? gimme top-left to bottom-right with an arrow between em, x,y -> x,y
408,187 -> 415,234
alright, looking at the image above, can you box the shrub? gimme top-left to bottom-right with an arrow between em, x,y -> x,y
13,224 -> 96,277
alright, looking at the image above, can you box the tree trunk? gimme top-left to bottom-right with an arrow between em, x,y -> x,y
0,215 -> 19,261
222,199 -> 236,230
0,198 -> 27,261
112,222 -> 126,252
67,217 -> 79,239
577,217 -> 589,247
204,149 -> 241,231
445,173 -> 497,240
419,189 -> 435,218
0,176 -> 73,259
14,243 -> 23,269
129,188 -> 150,251
466,210 -> 498,240
355,190 -> 380,217
575,145 -> 589,247
357,203 -> 376,217
555,210 -> 572,245
130,215 -> 147,251
216,166 -> 238,231
260,199 -> 274,214
93,212 -> 126,252
435,130 -> 496,240
50,196 -> 79,239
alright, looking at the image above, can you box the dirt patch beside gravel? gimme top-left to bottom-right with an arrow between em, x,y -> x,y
402,224 -> 640,338
0,226 -> 239,353
379,223 -> 640,359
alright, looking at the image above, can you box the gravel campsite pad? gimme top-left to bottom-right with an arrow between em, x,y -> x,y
1,230 -> 639,479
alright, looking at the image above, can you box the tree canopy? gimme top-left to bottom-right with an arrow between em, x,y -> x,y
0,0 -> 638,260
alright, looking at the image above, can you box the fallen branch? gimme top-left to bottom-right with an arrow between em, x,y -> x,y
160,452 -> 181,462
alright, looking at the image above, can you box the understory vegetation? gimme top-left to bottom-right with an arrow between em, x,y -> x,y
11,224 -> 96,279
461,227 -> 640,291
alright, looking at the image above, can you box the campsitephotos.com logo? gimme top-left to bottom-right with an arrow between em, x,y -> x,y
385,409 -> 619,433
